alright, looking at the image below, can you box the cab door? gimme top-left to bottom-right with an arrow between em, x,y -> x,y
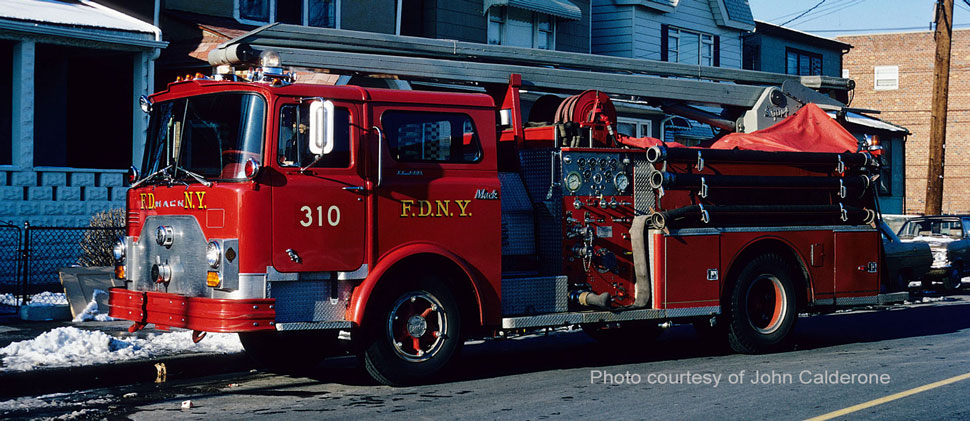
271,99 -> 366,273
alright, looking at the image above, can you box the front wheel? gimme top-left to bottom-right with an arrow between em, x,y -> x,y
361,276 -> 462,386
725,253 -> 798,354
944,264 -> 963,292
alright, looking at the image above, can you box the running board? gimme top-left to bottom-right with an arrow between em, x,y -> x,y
812,292 -> 909,307
501,306 -> 719,329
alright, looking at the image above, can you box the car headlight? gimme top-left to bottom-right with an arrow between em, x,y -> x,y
112,239 -> 126,262
206,241 -> 222,269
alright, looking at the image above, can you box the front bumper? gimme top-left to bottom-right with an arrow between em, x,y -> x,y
109,288 -> 276,332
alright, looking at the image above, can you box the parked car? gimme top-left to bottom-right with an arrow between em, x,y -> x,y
879,220 -> 932,291
896,215 -> 970,291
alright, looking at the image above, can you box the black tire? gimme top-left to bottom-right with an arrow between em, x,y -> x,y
581,321 -> 663,345
725,253 -> 798,354
361,275 -> 462,386
239,330 -> 343,371
943,264 -> 963,293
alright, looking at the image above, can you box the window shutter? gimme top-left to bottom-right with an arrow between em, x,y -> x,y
661,24 -> 669,62
713,35 -> 720,67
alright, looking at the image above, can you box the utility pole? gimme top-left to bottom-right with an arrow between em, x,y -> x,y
925,0 -> 953,215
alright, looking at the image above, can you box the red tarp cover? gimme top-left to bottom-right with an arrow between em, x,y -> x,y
710,103 -> 858,153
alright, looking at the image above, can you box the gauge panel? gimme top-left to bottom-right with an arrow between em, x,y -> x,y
560,152 -> 633,197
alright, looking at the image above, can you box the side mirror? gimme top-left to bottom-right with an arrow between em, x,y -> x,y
308,99 -> 335,156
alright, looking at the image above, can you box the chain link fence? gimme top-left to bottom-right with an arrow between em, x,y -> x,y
0,216 -> 125,310
23,225 -> 125,305
0,223 -> 23,314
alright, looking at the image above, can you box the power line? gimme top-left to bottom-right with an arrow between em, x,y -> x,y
768,0 -> 858,21
805,23 -> 970,32
781,0 -> 828,26
794,0 -> 869,26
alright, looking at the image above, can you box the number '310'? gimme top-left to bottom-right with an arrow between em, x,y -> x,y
299,205 -> 340,227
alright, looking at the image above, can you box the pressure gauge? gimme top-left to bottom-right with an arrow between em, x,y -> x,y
577,158 -> 586,167
565,171 -> 583,193
592,173 -> 604,184
614,172 -> 630,192
563,155 -> 572,164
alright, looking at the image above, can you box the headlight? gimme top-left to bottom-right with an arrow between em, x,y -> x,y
206,241 -> 222,268
932,249 -> 949,267
112,239 -> 126,262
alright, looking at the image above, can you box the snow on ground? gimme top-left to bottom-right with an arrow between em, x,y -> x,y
72,289 -> 116,322
0,291 -> 68,307
0,392 -> 113,412
0,327 -> 243,372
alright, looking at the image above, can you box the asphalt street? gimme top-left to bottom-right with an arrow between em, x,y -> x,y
5,294 -> 970,420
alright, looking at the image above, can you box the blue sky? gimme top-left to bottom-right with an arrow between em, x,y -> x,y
748,0 -> 970,38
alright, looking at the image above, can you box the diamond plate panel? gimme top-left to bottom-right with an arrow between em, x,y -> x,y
268,280 -> 352,323
519,148 -> 563,275
499,172 -> 535,255
633,158 -> 656,215
501,276 -> 568,316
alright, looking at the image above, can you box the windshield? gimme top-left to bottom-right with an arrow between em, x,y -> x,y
897,218 -> 965,240
142,93 -> 266,182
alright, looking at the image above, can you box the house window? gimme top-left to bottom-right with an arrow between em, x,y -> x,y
236,0 -> 339,28
785,48 -> 822,76
487,6 -> 556,50
617,117 -> 653,138
874,65 -> 899,90
666,27 -> 715,66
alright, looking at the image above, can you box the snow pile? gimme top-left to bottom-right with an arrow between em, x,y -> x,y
72,289 -> 116,322
0,292 -> 69,307
0,293 -> 16,307
25,292 -> 68,307
0,327 -> 243,371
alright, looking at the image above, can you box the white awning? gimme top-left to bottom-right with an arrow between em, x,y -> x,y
827,111 -> 909,134
0,0 -> 161,46
484,0 -> 582,21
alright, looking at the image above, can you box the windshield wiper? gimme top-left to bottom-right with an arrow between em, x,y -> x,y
174,166 -> 213,187
130,164 -> 175,189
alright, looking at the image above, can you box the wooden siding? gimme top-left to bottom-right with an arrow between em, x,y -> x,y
748,34 -> 844,77
342,0 -> 397,34
558,0 -> 592,53
592,0 -> 634,57
633,0 -> 742,67
592,0 -> 744,68
430,0 -> 487,43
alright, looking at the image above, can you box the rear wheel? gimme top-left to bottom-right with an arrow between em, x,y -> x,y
361,275 -> 462,386
725,253 -> 798,354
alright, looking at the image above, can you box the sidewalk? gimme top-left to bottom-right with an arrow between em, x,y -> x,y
0,315 -> 252,399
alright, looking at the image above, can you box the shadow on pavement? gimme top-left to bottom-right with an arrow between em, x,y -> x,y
292,297 -> 970,386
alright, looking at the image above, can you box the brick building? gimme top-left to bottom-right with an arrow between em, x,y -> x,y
838,30 -> 970,215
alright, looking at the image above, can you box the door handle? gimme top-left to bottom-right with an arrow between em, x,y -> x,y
342,186 -> 365,191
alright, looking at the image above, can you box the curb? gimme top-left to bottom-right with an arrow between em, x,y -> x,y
0,352 -> 254,399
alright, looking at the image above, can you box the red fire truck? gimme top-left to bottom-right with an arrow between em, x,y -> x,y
109,27 -> 907,386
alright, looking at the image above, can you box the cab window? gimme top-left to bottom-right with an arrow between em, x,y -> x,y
382,111 -> 482,163
278,103 -> 351,168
